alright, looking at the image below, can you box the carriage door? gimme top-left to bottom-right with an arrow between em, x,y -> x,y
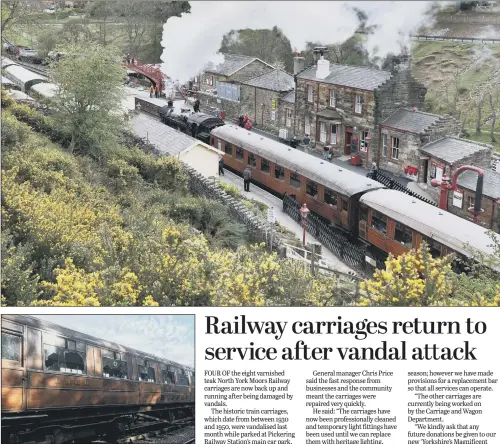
1,320 -> 27,412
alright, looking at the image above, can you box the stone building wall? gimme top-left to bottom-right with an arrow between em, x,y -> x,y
229,61 -> 275,83
446,188 -> 499,231
278,100 -> 295,138
379,129 -> 421,176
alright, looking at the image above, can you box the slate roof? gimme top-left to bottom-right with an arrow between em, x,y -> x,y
457,169 -> 500,200
130,113 -> 196,156
204,54 -> 273,77
419,137 -> 492,164
297,62 -> 391,91
242,69 -> 294,92
281,89 -> 295,103
381,108 -> 443,134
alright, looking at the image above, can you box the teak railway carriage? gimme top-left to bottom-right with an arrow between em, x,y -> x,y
211,125 -> 499,267
1,315 -> 195,444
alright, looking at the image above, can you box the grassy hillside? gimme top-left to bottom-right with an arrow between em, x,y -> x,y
411,40 -> 500,151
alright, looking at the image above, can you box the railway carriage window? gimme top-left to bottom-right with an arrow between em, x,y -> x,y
422,237 -> 442,258
163,365 -> 176,384
138,360 -> 156,382
1,333 -> 22,363
102,350 -> 128,379
306,180 -> 318,198
260,158 -> 270,173
290,172 -> 301,189
394,222 -> 413,248
342,199 -> 348,211
178,368 -> 190,386
248,153 -> 256,168
274,165 -> 285,181
225,142 -> 233,156
235,147 -> 244,161
370,210 -> 387,235
360,205 -> 368,222
44,336 -> 86,374
324,188 -> 337,207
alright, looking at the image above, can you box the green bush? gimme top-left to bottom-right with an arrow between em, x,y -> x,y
1,112 -> 30,150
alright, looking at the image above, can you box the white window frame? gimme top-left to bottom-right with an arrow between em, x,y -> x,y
360,131 -> 369,153
307,85 -> 313,103
285,108 -> 292,127
330,124 -> 337,144
304,115 -> 311,135
355,94 -> 363,114
270,110 -> 276,121
382,134 -> 388,157
391,137 -> 400,160
319,122 -> 327,143
329,89 -> 336,107
206,75 -> 213,86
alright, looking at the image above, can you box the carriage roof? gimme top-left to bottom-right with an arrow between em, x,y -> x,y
3,315 -> 194,372
211,125 -> 385,197
360,189 -> 499,266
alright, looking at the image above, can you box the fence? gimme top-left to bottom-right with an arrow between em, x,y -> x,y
366,170 -> 438,207
411,35 -> 500,44
282,194 -> 387,277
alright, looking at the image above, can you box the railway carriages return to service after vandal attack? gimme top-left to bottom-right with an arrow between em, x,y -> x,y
1,315 -> 195,444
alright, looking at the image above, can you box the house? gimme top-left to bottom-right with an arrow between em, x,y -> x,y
198,54 -> 275,120
239,69 -> 295,134
293,53 -> 427,168
448,169 -> 500,232
130,113 -> 223,178
379,108 -> 461,180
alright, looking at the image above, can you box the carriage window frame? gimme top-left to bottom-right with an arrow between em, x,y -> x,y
102,349 -> 129,380
360,205 -> 368,222
274,165 -> 285,181
324,188 -> 337,207
248,153 -> 257,168
260,158 -> 270,174
422,236 -> 442,258
1,332 -> 23,366
43,335 -> 87,375
178,368 -> 190,386
162,364 -> 177,385
224,141 -> 233,156
394,222 -> 413,248
138,360 -> 156,383
306,179 -> 318,198
290,172 -> 301,189
235,147 -> 244,161
370,210 -> 387,235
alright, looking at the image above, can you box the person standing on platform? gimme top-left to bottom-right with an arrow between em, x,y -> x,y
218,155 -> 224,176
243,167 -> 251,192
149,86 -> 153,98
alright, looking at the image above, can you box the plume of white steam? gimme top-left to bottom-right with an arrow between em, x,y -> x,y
161,1 -> 441,83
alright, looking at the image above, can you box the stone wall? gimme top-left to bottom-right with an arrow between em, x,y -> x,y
447,189 -> 499,232
420,115 -> 462,144
197,90 -> 243,122
229,61 -> 275,83
379,129 -> 421,176
278,100 -> 295,139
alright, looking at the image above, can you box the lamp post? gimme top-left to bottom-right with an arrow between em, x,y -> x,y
299,203 -> 310,246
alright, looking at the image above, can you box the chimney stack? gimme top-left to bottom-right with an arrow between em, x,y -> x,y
293,54 -> 305,75
313,46 -> 330,80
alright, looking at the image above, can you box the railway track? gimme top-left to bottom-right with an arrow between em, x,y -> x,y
15,59 -> 49,77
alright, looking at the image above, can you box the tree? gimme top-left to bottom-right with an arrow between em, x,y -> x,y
219,27 -> 294,72
50,42 -> 126,156
1,0 -> 44,33
360,243 -> 455,306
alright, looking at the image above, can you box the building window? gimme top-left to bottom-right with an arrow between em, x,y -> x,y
394,222 -> 413,248
275,165 -> 285,181
260,158 -> 270,173
391,137 -> 400,160
330,124 -> 337,144
285,108 -> 292,127
217,81 -> 240,101
306,179 -> 318,198
225,142 -> 232,156
1,333 -> 22,363
382,134 -> 388,157
248,153 -> 256,168
304,115 -> 310,135
102,349 -> 128,379
307,85 -> 313,103
290,172 -> 301,189
355,94 -> 363,114
44,335 -> 86,374
360,131 -> 369,152
360,205 -> 368,222
163,365 -> 177,384
342,199 -> 348,211
235,147 -> 244,161
324,188 -> 337,207
329,89 -> 336,107
138,360 -> 156,382
206,75 -> 213,86
319,122 -> 327,143
370,210 -> 387,234
467,195 -> 475,209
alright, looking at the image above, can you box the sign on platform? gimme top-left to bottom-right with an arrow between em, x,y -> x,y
267,207 -> 276,224
452,191 -> 463,208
